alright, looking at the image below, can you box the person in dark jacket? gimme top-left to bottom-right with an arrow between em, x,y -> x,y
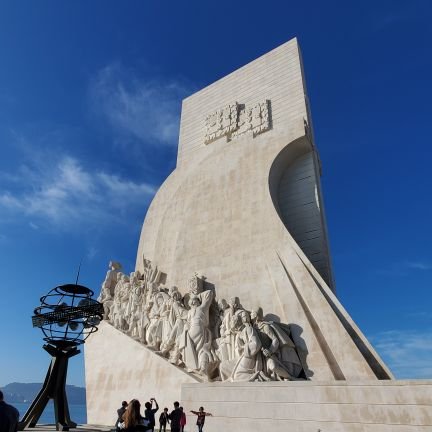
0,390 -> 19,432
116,401 -> 129,431
158,408 -> 169,432
168,401 -> 182,432
144,398 -> 159,431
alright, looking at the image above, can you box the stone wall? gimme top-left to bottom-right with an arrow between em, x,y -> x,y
181,380 -> 432,432
85,321 -> 197,425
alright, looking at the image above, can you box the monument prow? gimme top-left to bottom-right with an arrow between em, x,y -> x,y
85,38 -> 431,431
133,38 -> 389,380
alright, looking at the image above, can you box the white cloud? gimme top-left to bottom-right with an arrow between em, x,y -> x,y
0,155 -> 155,229
0,193 -> 23,210
375,260 -> 432,276
98,172 -> 154,201
90,63 -> 191,146
406,261 -> 432,271
86,246 -> 98,260
370,329 -> 432,379
406,311 -> 432,320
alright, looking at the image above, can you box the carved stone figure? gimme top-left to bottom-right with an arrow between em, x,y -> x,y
97,257 -> 308,383
179,289 -> 217,378
112,274 -> 130,331
218,296 -> 242,362
230,310 -> 263,381
98,261 -> 122,319
159,291 -> 188,364
98,261 -> 122,301
212,298 -> 227,339
251,308 -> 304,380
147,292 -> 168,350
109,273 -> 123,323
138,300 -> 152,344
215,299 -> 231,362
146,282 -> 159,306
127,272 -> 143,337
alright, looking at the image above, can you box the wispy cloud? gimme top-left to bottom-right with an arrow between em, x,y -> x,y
370,329 -> 432,379
0,155 -> 155,230
86,246 -> 98,260
405,261 -> 432,271
406,311 -> 432,320
89,63 -> 191,147
375,260 -> 432,277
369,2 -> 429,33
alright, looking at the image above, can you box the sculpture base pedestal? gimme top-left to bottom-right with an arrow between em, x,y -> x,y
86,323 -> 431,431
181,380 -> 432,432
18,344 -> 79,431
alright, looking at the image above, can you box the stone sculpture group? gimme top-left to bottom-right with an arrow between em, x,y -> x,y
98,259 -> 307,382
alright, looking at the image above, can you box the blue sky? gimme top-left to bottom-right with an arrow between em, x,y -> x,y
0,0 -> 431,387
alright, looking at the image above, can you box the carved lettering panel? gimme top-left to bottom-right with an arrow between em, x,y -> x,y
204,100 -> 271,144
205,103 -> 239,144
251,100 -> 270,135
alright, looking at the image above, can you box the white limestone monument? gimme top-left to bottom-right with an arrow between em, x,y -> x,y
85,38 -> 431,431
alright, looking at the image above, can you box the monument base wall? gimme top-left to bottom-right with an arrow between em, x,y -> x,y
181,380 -> 432,432
85,322 -> 198,426
86,323 -> 432,430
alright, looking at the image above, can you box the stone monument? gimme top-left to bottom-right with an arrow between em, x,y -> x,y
85,38 -> 431,431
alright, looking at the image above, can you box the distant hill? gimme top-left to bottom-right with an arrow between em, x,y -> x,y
1,382 -> 86,404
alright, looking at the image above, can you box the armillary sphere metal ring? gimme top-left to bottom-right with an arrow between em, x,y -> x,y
32,283 -> 104,347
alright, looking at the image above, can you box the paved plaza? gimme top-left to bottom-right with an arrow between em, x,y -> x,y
27,426 -> 112,432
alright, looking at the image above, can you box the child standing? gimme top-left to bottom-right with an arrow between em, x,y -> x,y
159,408 -> 169,432
190,407 -> 213,432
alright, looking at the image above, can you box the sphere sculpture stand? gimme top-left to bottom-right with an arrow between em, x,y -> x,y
19,344 -> 80,430
18,284 -> 103,431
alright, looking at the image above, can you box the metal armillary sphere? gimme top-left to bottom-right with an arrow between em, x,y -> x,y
34,284 -> 102,347
18,284 -> 103,431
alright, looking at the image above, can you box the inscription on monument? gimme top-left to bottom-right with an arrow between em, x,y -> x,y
204,100 -> 271,144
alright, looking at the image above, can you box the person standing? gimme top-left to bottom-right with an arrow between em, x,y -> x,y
0,390 -> 19,432
190,407 -> 213,432
168,401 -> 182,432
158,408 -> 169,432
144,398 -> 159,432
116,401 -> 128,431
121,399 -> 150,431
179,407 -> 186,432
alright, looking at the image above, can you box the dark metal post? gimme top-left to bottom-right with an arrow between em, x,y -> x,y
18,344 -> 80,431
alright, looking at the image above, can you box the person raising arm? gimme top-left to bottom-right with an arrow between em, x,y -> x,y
190,407 -> 213,432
